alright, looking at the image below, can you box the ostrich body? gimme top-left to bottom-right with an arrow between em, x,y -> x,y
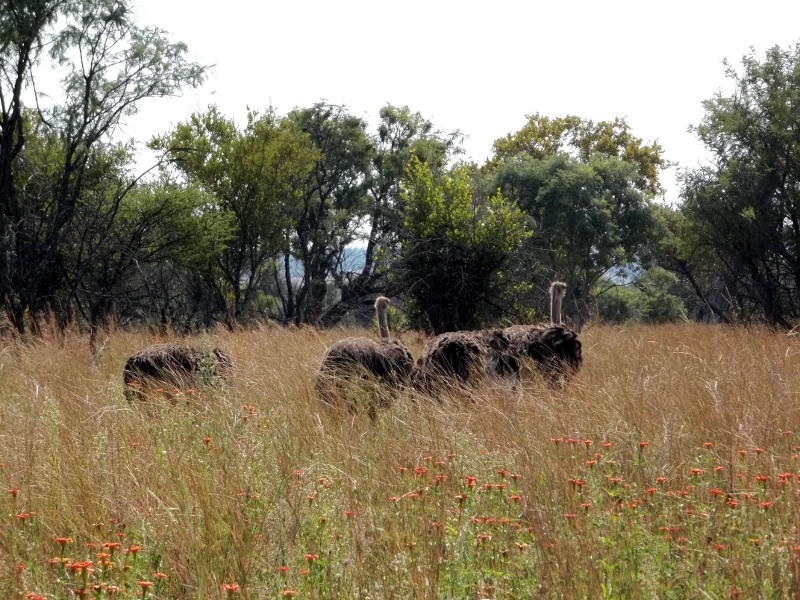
411,328 -> 519,395
316,296 -> 414,417
505,281 -> 583,386
123,343 -> 234,402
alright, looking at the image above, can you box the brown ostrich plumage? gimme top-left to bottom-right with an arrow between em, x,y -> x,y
316,297 -> 414,417
411,328 -> 519,395
505,324 -> 582,385
123,343 -> 234,401
505,281 -> 583,387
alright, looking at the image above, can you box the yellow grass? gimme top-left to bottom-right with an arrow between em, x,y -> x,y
1,323 -> 800,598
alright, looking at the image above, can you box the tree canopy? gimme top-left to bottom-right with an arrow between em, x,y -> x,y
482,116 -> 665,323
0,0 -> 205,333
489,114 -> 667,196
152,106 -> 319,325
664,43 -> 800,326
4,0 -> 799,334
398,156 -> 530,333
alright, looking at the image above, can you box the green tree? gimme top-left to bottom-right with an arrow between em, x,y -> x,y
65,181 -> 233,334
671,43 -> 800,326
490,114 -> 667,196
652,205 -> 732,323
398,156 -> 530,333
488,153 -> 661,323
635,267 -> 686,323
594,282 -> 640,323
285,103 -> 374,325
152,106 -> 319,325
0,0 -> 205,333
14,112 -> 231,336
318,104 -> 461,326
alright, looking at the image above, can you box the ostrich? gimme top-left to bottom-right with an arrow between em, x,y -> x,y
316,296 -> 414,418
123,343 -> 234,402
411,327 -> 520,396
505,281 -> 583,387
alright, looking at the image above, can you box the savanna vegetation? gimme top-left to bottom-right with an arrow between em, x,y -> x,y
5,1 -> 800,335
2,324 -> 800,598
4,1 -> 800,598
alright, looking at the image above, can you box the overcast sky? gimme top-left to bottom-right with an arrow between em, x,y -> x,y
124,0 -> 800,204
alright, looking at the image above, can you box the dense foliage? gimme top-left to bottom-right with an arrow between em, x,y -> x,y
660,43 -> 800,326
0,0 -> 205,334
3,0 -> 800,332
397,157 -> 529,332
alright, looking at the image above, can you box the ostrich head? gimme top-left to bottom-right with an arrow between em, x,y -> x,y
374,296 -> 391,339
549,281 -> 567,325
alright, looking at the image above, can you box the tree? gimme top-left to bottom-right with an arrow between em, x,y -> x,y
634,267 -> 686,323
14,111 -> 232,336
64,180 -> 233,334
489,114 -> 667,196
284,103 -> 374,325
0,0 -> 205,333
483,115 -> 667,323
594,282 -> 639,323
154,103 -> 461,329
652,205 -> 732,323
487,153 -> 661,323
152,106 -> 319,325
317,104 -> 462,326
398,157 -> 530,333
670,43 -> 800,326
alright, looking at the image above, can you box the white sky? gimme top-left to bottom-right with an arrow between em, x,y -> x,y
123,0 -> 800,204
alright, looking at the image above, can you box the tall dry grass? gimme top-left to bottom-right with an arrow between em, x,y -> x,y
1,323 -> 799,598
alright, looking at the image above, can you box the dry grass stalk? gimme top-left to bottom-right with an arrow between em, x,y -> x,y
1,323 -> 799,596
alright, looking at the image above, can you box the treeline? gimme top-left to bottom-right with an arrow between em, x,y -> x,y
3,1 -> 800,336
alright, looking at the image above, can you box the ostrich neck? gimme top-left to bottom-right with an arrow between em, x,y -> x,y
377,303 -> 390,338
551,292 -> 563,325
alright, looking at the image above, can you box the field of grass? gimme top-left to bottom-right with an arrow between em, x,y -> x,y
1,323 -> 800,598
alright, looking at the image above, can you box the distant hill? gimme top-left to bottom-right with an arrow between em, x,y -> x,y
287,245 -> 367,278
